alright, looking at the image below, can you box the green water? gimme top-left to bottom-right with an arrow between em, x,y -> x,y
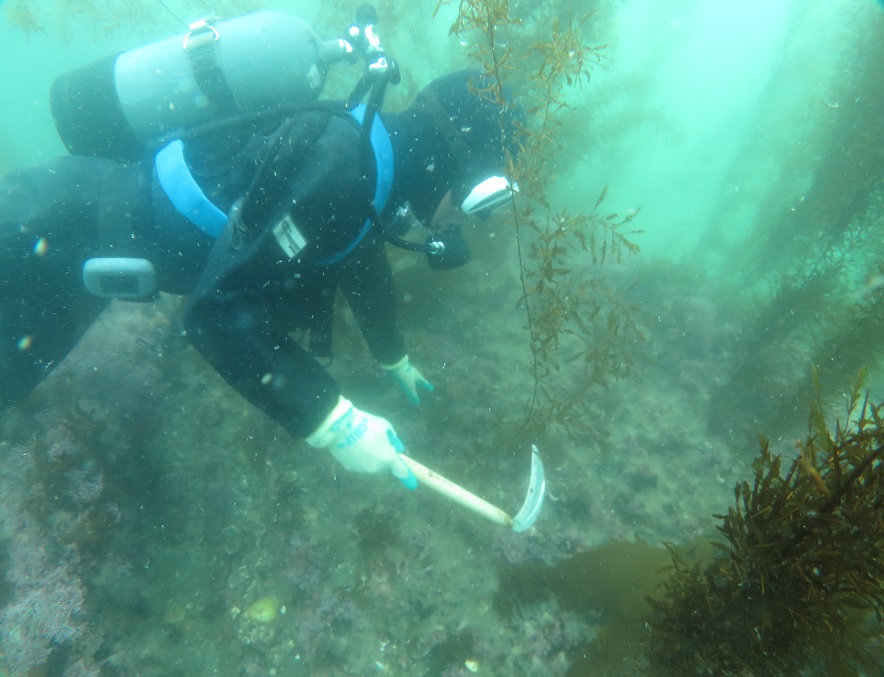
1,0 -> 883,674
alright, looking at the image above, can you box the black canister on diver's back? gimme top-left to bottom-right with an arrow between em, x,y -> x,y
50,12 -> 351,162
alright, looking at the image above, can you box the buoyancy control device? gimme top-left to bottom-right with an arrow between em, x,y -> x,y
62,7 -> 401,301
60,5 -> 474,299
50,11 -> 355,162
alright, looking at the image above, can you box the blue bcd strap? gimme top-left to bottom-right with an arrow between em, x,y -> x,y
154,139 -> 228,238
154,105 -> 395,260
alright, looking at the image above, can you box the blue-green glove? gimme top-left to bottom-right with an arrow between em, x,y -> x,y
381,355 -> 435,405
306,396 -> 417,490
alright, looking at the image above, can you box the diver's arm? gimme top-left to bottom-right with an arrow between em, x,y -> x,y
339,234 -> 406,365
184,110 -> 380,436
184,225 -> 340,438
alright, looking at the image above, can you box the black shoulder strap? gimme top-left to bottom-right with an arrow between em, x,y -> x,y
183,20 -> 244,116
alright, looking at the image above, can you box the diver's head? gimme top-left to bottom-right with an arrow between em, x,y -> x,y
385,69 -> 524,225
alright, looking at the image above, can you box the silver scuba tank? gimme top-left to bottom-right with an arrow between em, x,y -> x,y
50,11 -> 351,161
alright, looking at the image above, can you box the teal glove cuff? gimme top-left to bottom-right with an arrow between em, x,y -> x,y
381,355 -> 435,405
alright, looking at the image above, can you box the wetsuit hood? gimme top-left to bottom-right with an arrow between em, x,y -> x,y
383,70 -> 524,223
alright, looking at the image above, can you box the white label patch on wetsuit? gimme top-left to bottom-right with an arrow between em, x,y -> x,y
272,213 -> 307,259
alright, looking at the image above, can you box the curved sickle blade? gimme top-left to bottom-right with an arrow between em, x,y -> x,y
512,444 -> 546,533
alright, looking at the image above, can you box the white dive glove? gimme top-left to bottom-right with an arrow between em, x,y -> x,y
306,396 -> 417,490
381,355 -> 435,405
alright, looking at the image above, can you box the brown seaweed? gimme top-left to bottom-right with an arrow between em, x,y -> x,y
646,373 -> 884,676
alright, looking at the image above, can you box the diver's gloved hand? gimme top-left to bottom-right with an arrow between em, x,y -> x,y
381,355 -> 435,405
306,396 -> 417,490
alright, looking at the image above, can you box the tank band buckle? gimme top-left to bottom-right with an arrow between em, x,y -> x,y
183,18 -> 219,51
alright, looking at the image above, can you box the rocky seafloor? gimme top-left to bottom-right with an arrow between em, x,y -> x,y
0,252 -> 774,676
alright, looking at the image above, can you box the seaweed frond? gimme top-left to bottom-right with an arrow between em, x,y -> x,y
438,0 -> 644,443
646,376 -> 884,676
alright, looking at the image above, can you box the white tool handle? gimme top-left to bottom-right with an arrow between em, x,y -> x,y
400,454 -> 513,528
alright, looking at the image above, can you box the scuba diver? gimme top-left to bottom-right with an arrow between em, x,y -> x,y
0,10 -> 522,489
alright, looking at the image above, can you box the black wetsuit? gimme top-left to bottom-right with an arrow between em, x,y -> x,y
0,109 -> 405,437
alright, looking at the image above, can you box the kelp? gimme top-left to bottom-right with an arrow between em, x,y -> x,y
436,0 -> 644,443
646,373 -> 884,676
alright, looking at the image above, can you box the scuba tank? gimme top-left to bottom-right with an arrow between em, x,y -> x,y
50,11 -> 352,162
72,6 -> 401,301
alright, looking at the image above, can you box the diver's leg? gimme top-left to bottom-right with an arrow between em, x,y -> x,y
0,157 -> 117,409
